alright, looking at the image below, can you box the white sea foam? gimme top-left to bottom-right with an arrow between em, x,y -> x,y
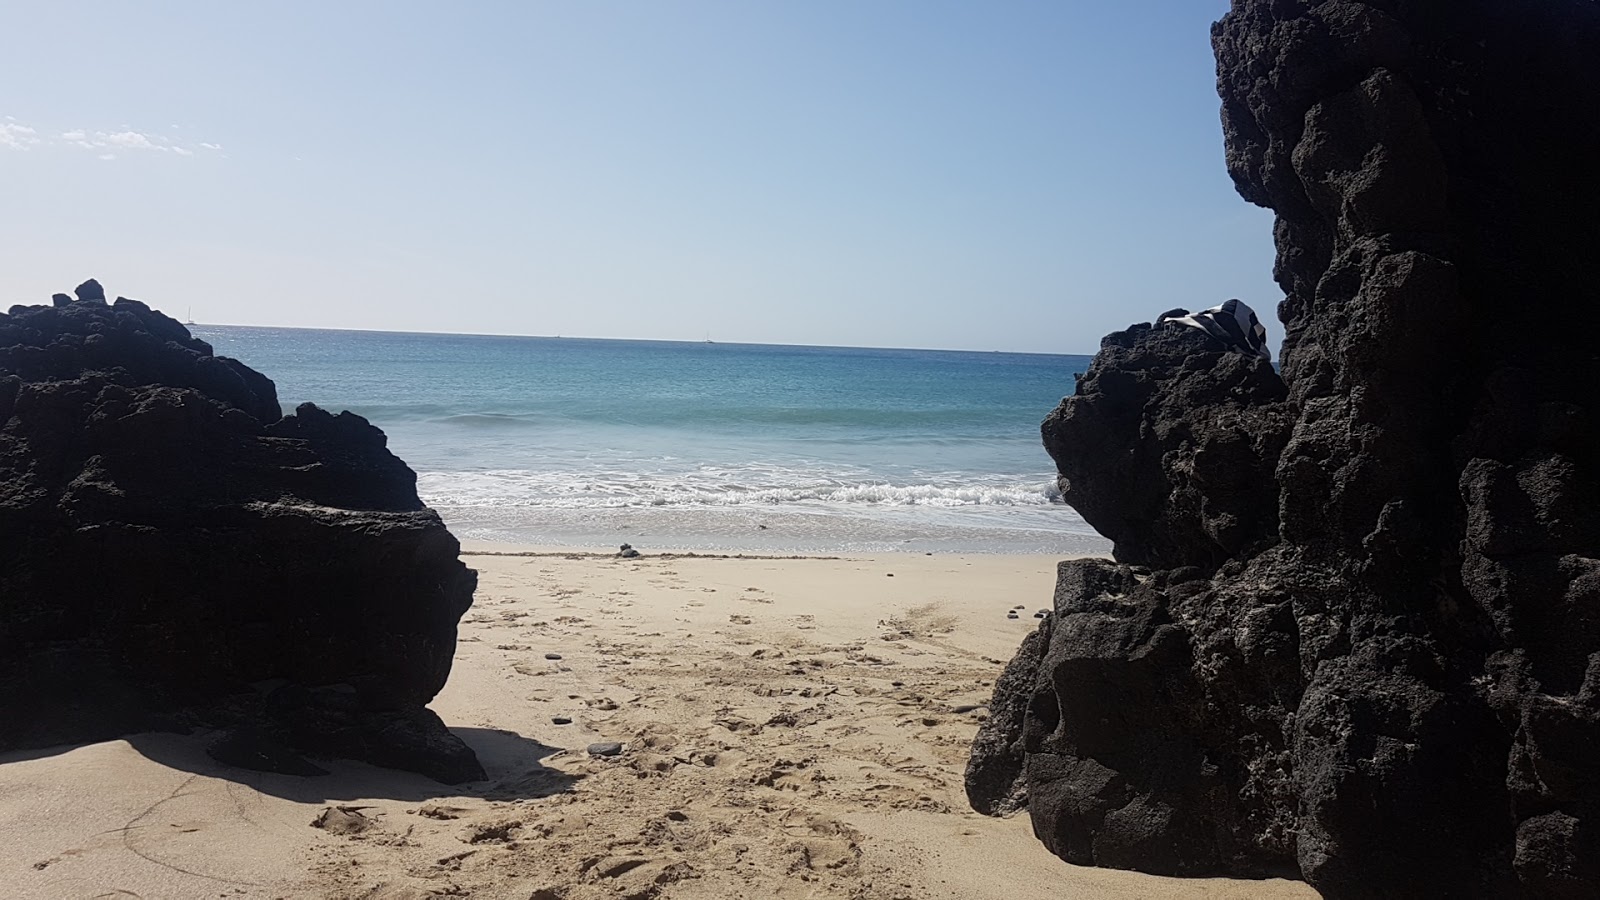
201,324 -> 1101,552
415,468 -> 1063,510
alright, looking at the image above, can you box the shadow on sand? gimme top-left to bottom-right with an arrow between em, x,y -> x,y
2,725 -> 581,804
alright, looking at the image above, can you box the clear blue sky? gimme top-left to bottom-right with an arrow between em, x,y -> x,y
1,0 -> 1275,354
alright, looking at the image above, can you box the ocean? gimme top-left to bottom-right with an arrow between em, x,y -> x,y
196,326 -> 1109,555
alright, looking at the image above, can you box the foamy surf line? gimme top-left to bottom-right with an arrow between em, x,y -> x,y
415,469 -> 1065,509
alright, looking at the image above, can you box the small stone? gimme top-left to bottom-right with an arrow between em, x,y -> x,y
587,741 -> 624,757
552,716 -> 572,725
950,703 -> 986,714
1013,605 -> 1025,610
886,573 -> 894,577
544,653 -> 562,660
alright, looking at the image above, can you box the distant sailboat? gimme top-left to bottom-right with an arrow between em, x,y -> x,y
704,331 -> 714,344
185,306 -> 196,326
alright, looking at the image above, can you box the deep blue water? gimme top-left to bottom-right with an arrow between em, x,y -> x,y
197,326 -> 1107,554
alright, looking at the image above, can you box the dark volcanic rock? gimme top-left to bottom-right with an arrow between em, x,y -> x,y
260,685 -> 485,784
208,726 -> 331,777
73,278 -> 106,303
964,612 -> 1052,816
0,286 -> 483,783
1042,322 -> 1289,571
971,1 -> 1600,896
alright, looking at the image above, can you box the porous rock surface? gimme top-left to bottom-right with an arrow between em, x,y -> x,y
968,1 -> 1600,896
1041,323 -> 1291,573
964,615 -> 1052,817
0,286 -> 484,783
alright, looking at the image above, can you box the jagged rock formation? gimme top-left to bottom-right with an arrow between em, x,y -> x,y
0,288 -> 484,783
964,616 -> 1052,816
1042,323 -> 1291,572
968,1 -> 1600,896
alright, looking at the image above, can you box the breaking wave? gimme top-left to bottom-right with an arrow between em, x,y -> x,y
416,469 -> 1063,510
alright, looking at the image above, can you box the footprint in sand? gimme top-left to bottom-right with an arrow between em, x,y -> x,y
581,856 -> 698,896
415,802 -> 471,821
860,782 -> 951,813
683,747 -> 744,769
777,811 -> 864,874
461,818 -> 523,844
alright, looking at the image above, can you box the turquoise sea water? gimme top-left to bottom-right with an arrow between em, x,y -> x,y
197,326 -> 1109,554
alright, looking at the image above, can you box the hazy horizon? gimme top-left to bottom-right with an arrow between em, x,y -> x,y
3,1 -> 1277,356
193,319 -> 1097,356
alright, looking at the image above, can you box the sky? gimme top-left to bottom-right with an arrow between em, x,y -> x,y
0,1 -> 1277,354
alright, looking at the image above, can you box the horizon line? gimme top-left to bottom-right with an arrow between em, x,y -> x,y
183,319 -> 1100,358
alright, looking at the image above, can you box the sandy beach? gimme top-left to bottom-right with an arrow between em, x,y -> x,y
1,547 -> 1314,900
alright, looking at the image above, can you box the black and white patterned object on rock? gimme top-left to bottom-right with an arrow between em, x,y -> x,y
1157,299 -> 1271,361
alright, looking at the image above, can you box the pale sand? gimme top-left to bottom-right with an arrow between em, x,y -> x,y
1,547 -> 1316,900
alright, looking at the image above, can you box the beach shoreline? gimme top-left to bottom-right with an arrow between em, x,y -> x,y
439,502 -> 1110,558
457,538 -> 1076,559
1,547 -> 1312,899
